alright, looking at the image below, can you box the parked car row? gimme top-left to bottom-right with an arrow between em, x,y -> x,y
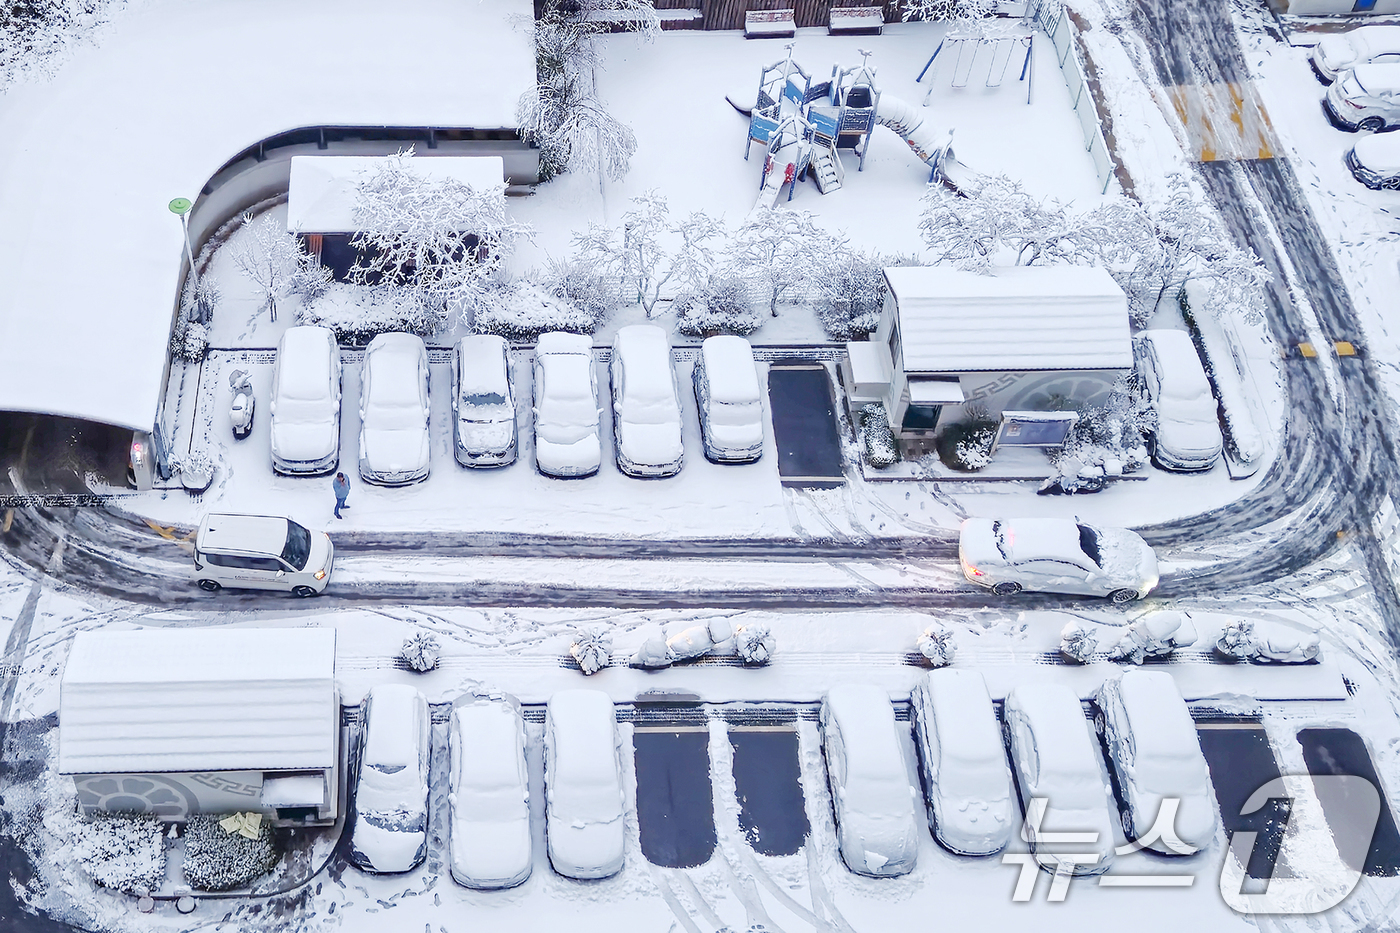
1312,29 -> 1400,188
835,669 -> 1217,880
266,325 -> 766,485
349,686 -> 624,884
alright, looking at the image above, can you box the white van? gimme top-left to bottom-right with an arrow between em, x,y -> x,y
193,513 -> 334,596
270,325 -> 343,476
693,335 -> 764,463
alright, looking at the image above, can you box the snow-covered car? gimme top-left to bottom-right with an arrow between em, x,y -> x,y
270,325 -> 342,475
358,333 -> 431,486
820,684 -> 920,877
1096,670 -> 1217,855
1312,26 -> 1400,84
193,512 -> 333,596
958,518 -> 1159,603
610,324 -> 683,477
1347,131 -> 1400,189
448,696 -> 532,889
911,670 -> 1014,857
1324,63 -> 1400,132
1137,329 -> 1222,472
533,331 -> 601,478
452,335 -> 517,468
693,335 -> 764,463
1004,684 -> 1117,876
350,684 -> 430,873
543,689 -> 624,879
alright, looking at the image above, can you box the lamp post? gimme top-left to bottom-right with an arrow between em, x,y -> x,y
168,196 -> 198,298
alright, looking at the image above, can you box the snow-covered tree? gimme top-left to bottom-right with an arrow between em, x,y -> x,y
569,626 -> 613,675
734,623 -> 774,666
619,190 -> 673,316
349,148 -> 529,329
400,631 -> 440,673
232,212 -> 307,322
814,245 -> 886,338
668,209 -> 727,305
917,622 -> 957,667
918,175 -> 1072,272
728,208 -> 831,317
1059,621 -> 1098,664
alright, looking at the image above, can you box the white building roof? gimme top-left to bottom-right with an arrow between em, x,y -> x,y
287,156 -> 505,234
0,0 -> 534,432
884,266 -> 1132,374
59,628 -> 338,775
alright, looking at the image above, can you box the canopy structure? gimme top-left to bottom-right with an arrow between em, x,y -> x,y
883,266 -> 1132,374
0,0 -> 534,432
59,628 -> 338,775
287,155 -> 505,234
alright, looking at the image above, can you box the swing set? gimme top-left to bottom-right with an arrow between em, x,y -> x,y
916,27 -> 1035,105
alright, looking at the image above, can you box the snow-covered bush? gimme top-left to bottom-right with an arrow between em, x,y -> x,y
917,622 -> 956,667
400,632 -> 440,673
1215,620 -> 1255,661
632,632 -> 674,669
1058,621 -> 1098,664
936,417 -> 997,471
1108,611 -> 1197,665
181,814 -> 278,892
860,404 -> 898,468
1042,376 -> 1150,493
1,0 -> 126,91
814,248 -> 885,339
667,618 -> 733,662
172,320 -> 210,363
299,283 -> 435,344
1214,619 -> 1321,664
733,623 -> 774,666
69,812 -> 165,895
179,273 -> 220,327
674,278 -> 761,337
569,627 -> 613,675
170,450 -> 216,484
475,280 -> 601,340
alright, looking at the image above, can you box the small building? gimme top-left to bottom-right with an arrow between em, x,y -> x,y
59,628 -> 340,827
844,265 -> 1132,454
286,154 -> 504,281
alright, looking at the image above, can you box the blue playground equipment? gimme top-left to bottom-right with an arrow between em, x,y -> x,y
808,50 -> 882,172
744,45 -> 820,161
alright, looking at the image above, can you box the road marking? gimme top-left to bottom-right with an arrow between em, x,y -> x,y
144,519 -> 194,542
1298,342 -> 1318,358
1169,82 -> 1276,162
1,509 -> 10,534
1335,340 -> 1358,357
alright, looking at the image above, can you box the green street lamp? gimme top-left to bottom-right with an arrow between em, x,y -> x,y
168,196 -> 198,294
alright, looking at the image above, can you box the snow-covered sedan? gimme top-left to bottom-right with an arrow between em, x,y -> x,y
358,333 -> 431,486
1347,130 -> 1400,189
543,689 -> 624,879
533,331 -> 601,478
453,335 -> 517,468
1138,329 -> 1222,472
821,684 -> 920,877
350,684 -> 430,873
959,518 -> 1159,603
693,335 -> 764,463
1004,684 -> 1117,876
270,325 -> 342,475
911,670 -> 1013,856
448,696 -> 532,889
610,324 -> 683,477
1324,63 -> 1400,133
1312,26 -> 1400,84
1096,670 -> 1217,855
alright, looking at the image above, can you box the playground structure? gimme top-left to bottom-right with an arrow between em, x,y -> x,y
739,46 -> 986,214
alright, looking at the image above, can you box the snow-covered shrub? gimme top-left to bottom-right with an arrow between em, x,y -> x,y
172,320 -> 210,362
69,812 -> 165,895
299,283 -> 435,344
667,618 -> 733,662
733,623 -> 774,666
1215,620 -> 1255,661
632,633 -> 674,669
1108,611 -> 1197,665
474,280 -> 601,340
181,814 -> 278,892
179,273 -> 220,326
1058,622 -> 1098,664
917,622 -> 956,667
170,450 -> 216,483
936,417 -> 997,471
1042,376 -> 1150,493
1214,620 -> 1321,664
400,632 -> 440,673
569,627 -> 613,675
859,404 -> 898,468
674,278 -> 761,337
814,248 -> 886,340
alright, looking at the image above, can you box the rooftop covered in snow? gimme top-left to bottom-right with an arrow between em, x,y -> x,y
0,0 -> 534,433
287,155 -> 505,234
58,628 -> 338,775
883,266 -> 1132,374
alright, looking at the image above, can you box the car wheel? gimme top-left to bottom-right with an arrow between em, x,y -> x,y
991,581 -> 1022,597
1361,116 -> 1387,133
1121,808 -> 1135,839
197,579 -> 221,593
1108,588 -> 1140,604
1093,710 -> 1107,735
292,585 -> 318,598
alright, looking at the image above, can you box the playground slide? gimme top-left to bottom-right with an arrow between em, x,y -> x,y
754,163 -> 788,212
875,94 -> 953,168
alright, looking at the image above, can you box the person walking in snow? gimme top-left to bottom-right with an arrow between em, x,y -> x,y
333,472 -> 351,519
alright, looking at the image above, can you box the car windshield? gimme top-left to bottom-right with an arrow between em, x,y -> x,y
992,520 -> 1009,560
624,398 -> 676,426
1077,524 -> 1104,568
281,521 -> 312,570
462,391 -> 510,422
1343,72 -> 1366,97
710,399 -> 760,426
